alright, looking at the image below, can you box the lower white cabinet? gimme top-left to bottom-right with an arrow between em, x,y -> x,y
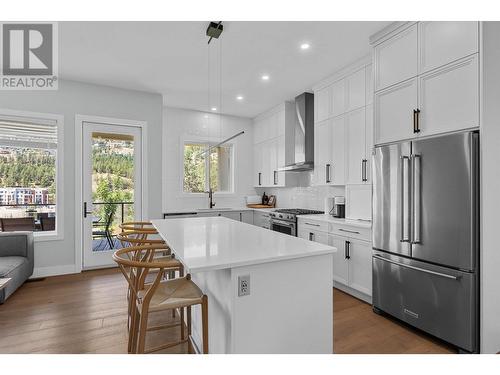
329,234 -> 349,285
253,210 -> 270,229
221,210 -> 254,224
298,227 -> 328,245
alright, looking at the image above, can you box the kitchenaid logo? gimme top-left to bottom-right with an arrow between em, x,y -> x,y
0,22 -> 58,90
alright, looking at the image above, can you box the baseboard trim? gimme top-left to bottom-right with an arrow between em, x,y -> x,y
31,264 -> 79,279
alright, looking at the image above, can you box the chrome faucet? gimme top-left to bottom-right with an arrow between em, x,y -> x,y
206,188 -> 216,209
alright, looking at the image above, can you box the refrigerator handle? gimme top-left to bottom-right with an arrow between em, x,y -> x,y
400,156 -> 410,243
373,255 -> 460,280
412,154 -> 421,244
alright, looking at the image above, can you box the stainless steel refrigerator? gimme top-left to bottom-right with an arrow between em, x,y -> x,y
372,131 -> 479,353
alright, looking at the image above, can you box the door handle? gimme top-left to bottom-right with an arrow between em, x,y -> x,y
83,202 -> 93,218
413,109 -> 421,133
400,156 -> 410,243
258,172 -> 261,186
373,255 -> 460,280
411,154 -> 421,244
344,241 -> 351,259
309,232 -> 314,241
326,164 -> 331,183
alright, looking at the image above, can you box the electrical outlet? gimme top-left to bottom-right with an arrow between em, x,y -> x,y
238,275 -> 250,297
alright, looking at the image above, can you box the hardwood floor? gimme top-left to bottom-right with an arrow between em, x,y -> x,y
0,268 -> 455,354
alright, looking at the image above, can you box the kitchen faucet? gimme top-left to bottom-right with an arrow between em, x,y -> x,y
206,188 -> 215,209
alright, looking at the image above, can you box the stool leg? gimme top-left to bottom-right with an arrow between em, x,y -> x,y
201,295 -> 208,354
180,307 -> 185,340
136,308 -> 149,354
187,306 -> 192,354
129,304 -> 140,354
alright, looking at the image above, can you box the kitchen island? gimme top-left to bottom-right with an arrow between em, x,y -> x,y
151,216 -> 336,354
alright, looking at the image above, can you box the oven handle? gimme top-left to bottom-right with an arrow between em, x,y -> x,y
271,219 -> 295,228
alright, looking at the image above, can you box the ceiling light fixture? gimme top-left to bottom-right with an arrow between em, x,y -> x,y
300,43 -> 310,50
211,107 -> 217,111
261,74 -> 270,81
236,95 -> 244,101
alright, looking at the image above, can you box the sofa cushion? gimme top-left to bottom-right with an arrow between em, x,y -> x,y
0,256 -> 28,278
0,232 -> 30,257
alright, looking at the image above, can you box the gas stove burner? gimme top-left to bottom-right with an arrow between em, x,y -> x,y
274,208 -> 324,215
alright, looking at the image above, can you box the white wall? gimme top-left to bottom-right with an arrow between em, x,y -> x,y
0,79 -> 163,276
163,107 -> 254,211
480,21 -> 500,354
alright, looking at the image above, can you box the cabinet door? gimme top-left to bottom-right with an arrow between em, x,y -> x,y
365,64 -> 373,105
365,104 -> 373,184
418,54 -> 479,137
253,143 -> 263,187
330,116 -> 346,185
330,234 -> 349,286
221,211 -> 241,221
374,78 -> 417,145
331,79 -> 346,117
275,135 -> 286,186
314,120 -> 333,185
346,108 -> 366,184
346,68 -> 366,112
348,239 -> 372,296
419,21 -> 478,74
299,228 -> 329,245
374,23 -> 418,91
240,211 -> 254,224
267,138 -> 278,186
315,86 -> 331,122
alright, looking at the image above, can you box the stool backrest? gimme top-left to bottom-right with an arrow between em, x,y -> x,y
119,221 -> 157,234
117,230 -> 165,248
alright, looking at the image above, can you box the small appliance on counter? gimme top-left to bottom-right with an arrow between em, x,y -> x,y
331,196 -> 345,218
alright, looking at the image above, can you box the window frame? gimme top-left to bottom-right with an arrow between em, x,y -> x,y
181,137 -> 235,196
0,109 -> 64,242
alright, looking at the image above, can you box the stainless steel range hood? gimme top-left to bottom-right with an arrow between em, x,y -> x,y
279,92 -> 314,172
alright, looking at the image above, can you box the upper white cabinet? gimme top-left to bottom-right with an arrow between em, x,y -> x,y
253,102 -> 295,188
374,23 -> 418,91
419,21 -> 478,74
313,60 -> 373,187
372,21 -> 480,145
346,68 -> 366,112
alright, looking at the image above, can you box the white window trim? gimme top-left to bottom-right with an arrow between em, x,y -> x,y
0,108 -> 64,242
180,135 -> 236,197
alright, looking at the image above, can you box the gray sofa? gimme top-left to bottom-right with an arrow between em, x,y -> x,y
0,232 -> 34,304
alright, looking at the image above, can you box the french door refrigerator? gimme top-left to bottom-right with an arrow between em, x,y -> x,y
372,131 -> 479,353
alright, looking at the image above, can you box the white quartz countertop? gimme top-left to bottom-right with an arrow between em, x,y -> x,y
163,207 -> 274,215
151,217 -> 336,272
298,214 -> 372,228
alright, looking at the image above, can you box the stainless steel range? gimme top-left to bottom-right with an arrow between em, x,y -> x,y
269,208 -> 323,236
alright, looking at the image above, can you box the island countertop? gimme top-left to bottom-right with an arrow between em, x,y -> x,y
151,216 -> 336,273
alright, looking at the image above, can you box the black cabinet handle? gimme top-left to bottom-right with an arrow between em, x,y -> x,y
413,109 -> 421,134
258,172 -> 261,186
344,240 -> 351,259
362,159 -> 368,182
273,170 -> 278,185
326,163 -> 331,183
309,232 -> 314,241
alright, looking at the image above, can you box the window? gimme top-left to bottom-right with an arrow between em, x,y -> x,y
183,142 -> 233,193
0,111 -> 62,237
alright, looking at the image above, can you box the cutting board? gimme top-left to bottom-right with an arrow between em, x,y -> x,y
246,204 -> 275,209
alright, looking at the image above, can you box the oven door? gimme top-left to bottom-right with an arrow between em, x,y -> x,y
271,219 -> 296,236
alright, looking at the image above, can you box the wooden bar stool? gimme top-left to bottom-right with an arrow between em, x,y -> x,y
113,245 -> 209,354
119,221 -> 158,234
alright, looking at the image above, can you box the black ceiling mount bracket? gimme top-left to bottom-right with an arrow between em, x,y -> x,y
206,21 -> 223,44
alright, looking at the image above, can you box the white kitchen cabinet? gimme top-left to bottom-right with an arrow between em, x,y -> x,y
347,238 -> 372,296
345,108 -> 367,184
330,116 -> 346,185
374,78 -> 417,145
372,21 -> 480,145
315,86 -> 331,123
365,64 -> 373,105
331,79 -> 346,117
253,102 -> 295,188
365,104 -> 373,183
419,21 -> 478,74
221,211 -> 241,221
253,210 -> 270,229
314,120 -> 332,186
329,234 -> 349,286
346,68 -> 366,112
298,227 -> 329,245
418,54 -> 479,137
374,23 -> 418,91
240,211 -> 254,224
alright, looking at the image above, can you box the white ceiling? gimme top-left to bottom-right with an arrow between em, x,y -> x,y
59,21 -> 390,118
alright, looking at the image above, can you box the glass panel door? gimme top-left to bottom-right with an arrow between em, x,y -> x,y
82,122 -> 142,269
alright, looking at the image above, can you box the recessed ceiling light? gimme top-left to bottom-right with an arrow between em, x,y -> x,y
211,107 -> 217,111
204,114 -> 209,119
261,74 -> 270,81
236,95 -> 244,101
300,43 -> 310,50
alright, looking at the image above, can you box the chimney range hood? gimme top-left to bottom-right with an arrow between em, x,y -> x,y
278,92 -> 314,172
